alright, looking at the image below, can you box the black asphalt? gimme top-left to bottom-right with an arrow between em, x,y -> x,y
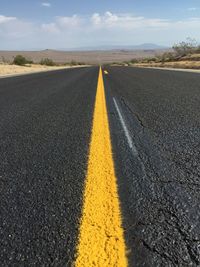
103,67 -> 200,267
0,67 -> 98,266
1,66 -> 200,267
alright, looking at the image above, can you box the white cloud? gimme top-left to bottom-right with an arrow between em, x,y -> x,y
56,15 -> 82,28
1,12 -> 200,49
90,12 -> 170,30
41,23 -> 59,34
42,2 -> 51,7
0,15 -> 16,24
91,13 -> 102,26
41,15 -> 82,34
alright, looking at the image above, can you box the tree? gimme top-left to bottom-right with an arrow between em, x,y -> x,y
173,38 -> 198,57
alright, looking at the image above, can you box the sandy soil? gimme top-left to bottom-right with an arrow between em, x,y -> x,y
0,64 -> 73,77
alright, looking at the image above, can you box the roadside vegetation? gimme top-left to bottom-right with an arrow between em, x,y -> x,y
64,60 -> 86,66
11,56 -> 86,67
116,38 -> 200,70
13,55 -> 33,66
0,55 -> 87,77
11,55 -> 86,67
40,58 -> 56,66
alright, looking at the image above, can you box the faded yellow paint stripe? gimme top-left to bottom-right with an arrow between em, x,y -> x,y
75,67 -> 127,267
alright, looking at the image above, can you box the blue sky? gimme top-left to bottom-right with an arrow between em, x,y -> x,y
1,0 -> 200,49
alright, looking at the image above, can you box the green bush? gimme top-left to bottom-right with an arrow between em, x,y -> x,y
77,62 -> 86,65
145,57 -> 157,63
130,59 -> 139,64
13,55 -> 30,66
40,58 -> 55,66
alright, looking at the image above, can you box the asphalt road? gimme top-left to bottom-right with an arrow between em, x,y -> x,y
0,66 -> 200,266
104,67 -> 200,267
0,67 -> 98,266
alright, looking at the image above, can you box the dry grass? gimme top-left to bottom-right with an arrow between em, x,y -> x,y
135,60 -> 200,70
0,64 -> 73,77
181,54 -> 200,61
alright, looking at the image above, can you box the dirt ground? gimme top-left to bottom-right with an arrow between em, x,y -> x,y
0,64 -> 73,77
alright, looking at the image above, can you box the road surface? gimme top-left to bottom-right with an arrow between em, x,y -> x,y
0,66 -> 200,266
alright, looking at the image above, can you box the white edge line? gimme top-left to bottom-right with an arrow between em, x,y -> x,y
113,97 -> 138,156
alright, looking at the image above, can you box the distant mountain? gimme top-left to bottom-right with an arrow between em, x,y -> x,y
66,43 -> 168,51
127,43 -> 168,50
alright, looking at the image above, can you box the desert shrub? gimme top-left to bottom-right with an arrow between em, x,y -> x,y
141,58 -> 152,63
173,38 -> 198,57
1,56 -> 10,64
40,58 -> 55,66
157,52 -> 176,63
13,55 -> 29,66
70,60 -> 78,66
145,57 -> 157,63
130,59 -> 139,64
122,61 -> 130,66
77,62 -> 86,65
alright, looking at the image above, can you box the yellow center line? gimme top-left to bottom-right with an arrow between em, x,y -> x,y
75,67 -> 127,267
